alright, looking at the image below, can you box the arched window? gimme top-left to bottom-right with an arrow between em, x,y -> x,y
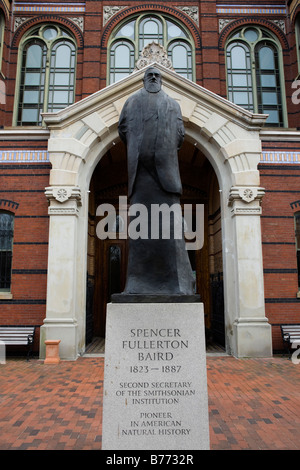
15,24 -> 76,126
226,26 -> 286,127
110,41 -> 135,83
168,41 -> 193,79
139,16 -> 163,51
108,14 -> 195,83
0,212 -> 14,292
226,42 -> 253,111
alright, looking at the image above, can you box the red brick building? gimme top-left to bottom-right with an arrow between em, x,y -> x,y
0,0 -> 299,359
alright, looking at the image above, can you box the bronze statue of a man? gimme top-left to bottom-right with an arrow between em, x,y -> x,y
118,67 -> 195,297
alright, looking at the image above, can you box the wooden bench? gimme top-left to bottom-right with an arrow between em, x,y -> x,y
0,326 -> 36,360
280,324 -> 300,355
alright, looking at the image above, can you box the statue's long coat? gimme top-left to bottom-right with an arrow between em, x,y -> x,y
118,88 -> 185,197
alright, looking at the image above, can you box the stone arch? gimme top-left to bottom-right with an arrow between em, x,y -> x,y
101,4 -> 201,50
218,17 -> 289,51
12,15 -> 84,48
40,63 -> 272,359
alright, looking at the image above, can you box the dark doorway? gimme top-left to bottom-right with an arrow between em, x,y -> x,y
86,141 -> 225,350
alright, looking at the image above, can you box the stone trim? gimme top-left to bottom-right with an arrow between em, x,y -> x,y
228,186 -> 265,216
219,19 -> 234,33
135,42 -> 173,71
175,6 -> 199,25
103,6 -> 128,25
45,186 -> 82,216
67,16 -> 84,32
14,17 -> 33,31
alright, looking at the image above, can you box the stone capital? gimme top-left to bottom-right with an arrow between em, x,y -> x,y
228,186 -> 265,216
45,186 -> 82,216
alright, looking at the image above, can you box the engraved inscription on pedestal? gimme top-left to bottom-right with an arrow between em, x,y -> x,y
102,303 -> 210,450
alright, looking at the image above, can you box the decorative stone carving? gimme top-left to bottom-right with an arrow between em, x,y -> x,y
67,16 -> 84,32
135,42 -> 174,71
14,17 -> 32,31
45,186 -> 82,216
53,187 -> 71,203
103,6 -> 128,25
228,186 -> 265,216
240,187 -> 256,203
272,19 -> 286,33
219,19 -> 234,33
176,6 -> 199,25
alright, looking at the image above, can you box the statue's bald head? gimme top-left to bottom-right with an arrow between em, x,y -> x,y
143,67 -> 162,93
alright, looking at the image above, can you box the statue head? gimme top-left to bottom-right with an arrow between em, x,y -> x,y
143,67 -> 162,93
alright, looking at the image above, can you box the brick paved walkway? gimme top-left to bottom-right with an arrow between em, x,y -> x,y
0,356 -> 299,450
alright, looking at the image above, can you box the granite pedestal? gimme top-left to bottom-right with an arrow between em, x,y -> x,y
102,302 -> 210,450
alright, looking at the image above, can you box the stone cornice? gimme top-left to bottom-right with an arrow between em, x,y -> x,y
260,129 -> 300,141
228,186 -> 265,216
45,186 -> 82,216
0,128 -> 50,140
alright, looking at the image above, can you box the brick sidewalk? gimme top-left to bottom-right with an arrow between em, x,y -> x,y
0,356 -> 299,450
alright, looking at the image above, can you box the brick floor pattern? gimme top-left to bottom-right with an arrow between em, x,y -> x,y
0,356 -> 299,450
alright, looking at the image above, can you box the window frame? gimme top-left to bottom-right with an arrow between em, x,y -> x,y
13,24 -> 77,127
0,211 -> 14,294
107,13 -> 195,84
226,41 -> 254,112
225,26 -> 288,127
109,39 -> 135,84
17,39 -> 47,126
138,16 -> 163,53
168,40 -> 193,79
48,39 -> 77,114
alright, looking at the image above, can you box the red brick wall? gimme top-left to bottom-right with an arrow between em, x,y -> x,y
0,1 -> 300,354
260,143 -> 300,350
0,158 -> 50,352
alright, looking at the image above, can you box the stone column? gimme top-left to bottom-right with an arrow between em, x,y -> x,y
40,186 -> 82,360
227,186 -> 272,357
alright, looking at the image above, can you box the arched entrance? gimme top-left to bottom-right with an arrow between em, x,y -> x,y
86,143 -> 128,343
86,140 -> 225,350
40,63 -> 272,360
